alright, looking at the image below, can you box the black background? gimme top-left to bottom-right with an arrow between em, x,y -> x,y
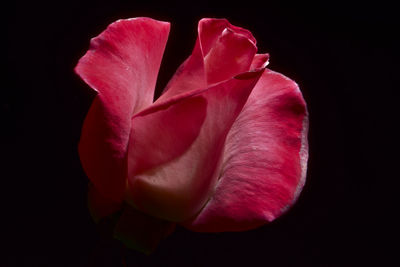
3,0 -> 397,266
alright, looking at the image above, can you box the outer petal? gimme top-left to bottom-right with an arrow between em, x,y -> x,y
126,69 -> 265,222
158,18 -> 256,101
75,18 -> 170,202
183,69 -> 308,232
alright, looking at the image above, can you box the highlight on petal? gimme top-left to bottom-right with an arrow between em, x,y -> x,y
126,68 -> 265,222
76,17 -> 170,112
75,18 -> 170,202
183,69 -> 308,232
158,18 -> 257,101
250,53 -> 270,69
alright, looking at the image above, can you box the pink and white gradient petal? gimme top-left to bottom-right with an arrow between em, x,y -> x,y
183,69 -> 308,232
75,18 -> 170,202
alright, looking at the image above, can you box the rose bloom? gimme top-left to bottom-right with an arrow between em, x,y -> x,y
75,17 -> 308,253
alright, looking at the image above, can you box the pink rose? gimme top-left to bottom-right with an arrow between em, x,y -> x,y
76,17 -> 308,253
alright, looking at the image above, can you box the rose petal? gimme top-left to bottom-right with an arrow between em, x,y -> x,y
127,95 -> 207,176
156,40 -> 206,102
198,18 -> 256,56
75,18 -> 170,202
114,206 -> 175,254
205,28 -> 257,84
183,69 -> 308,232
76,18 -> 170,112
126,69 -> 265,222
250,53 -> 270,69
158,18 -> 256,101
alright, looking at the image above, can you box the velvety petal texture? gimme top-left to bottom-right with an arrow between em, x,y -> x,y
76,18 -> 170,202
184,69 -> 308,232
76,17 -> 309,252
127,69 -> 264,222
127,96 -> 207,175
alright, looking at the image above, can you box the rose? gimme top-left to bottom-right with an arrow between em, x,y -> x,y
75,17 -> 308,253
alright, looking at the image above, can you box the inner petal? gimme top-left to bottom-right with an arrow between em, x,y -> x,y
205,28 -> 257,85
126,69 -> 264,222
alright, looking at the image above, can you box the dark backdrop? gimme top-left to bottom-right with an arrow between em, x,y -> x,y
4,0 -> 397,266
